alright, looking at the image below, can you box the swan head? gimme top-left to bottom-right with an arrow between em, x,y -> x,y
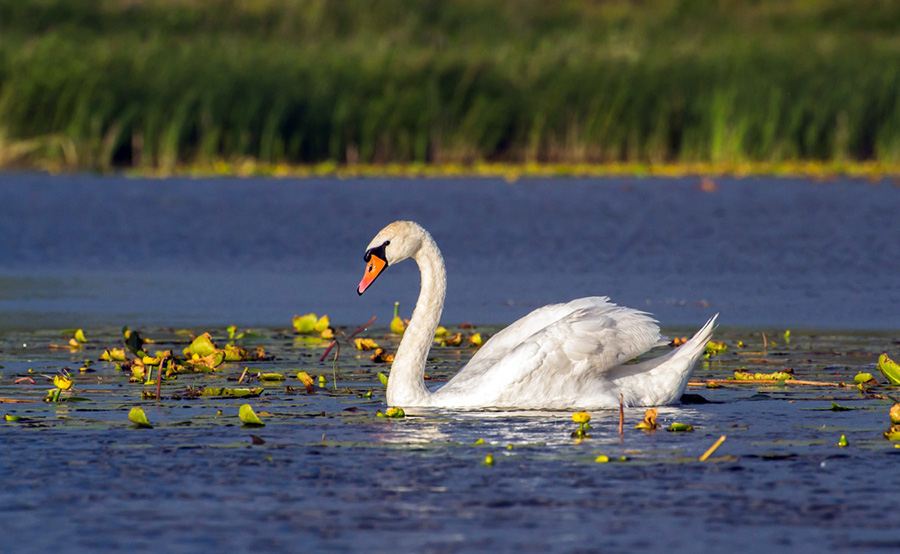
357,221 -> 428,295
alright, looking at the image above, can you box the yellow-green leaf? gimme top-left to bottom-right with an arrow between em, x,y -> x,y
258,373 -> 285,381
292,313 -> 318,334
391,302 -> 406,335
666,422 -> 694,432
223,344 -> 248,362
837,434 -> 848,447
184,333 -> 217,357
74,329 -> 87,343
483,453 -> 495,466
199,387 -> 264,398
99,348 -> 127,362
890,404 -> 900,425
377,372 -> 389,386
854,372 -> 876,384
314,315 -> 330,333
296,371 -> 316,393
877,354 -> 900,386
5,414 -> 22,422
128,407 -> 152,428
239,404 -> 265,426
354,338 -> 379,351
705,341 -> 728,355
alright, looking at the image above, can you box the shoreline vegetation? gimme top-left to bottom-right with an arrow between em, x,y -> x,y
1,0 -> 899,177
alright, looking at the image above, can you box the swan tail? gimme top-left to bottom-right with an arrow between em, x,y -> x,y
614,313 -> 718,406
660,313 -> 718,403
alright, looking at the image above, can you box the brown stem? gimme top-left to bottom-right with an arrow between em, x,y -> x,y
618,394 -> 624,441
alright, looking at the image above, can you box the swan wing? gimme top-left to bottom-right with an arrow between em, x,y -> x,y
462,296 -> 613,369
435,298 -> 663,406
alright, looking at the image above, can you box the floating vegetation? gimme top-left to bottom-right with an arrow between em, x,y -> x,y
877,354 -> 900,386
1,324 -> 899,480
571,412 -> 592,439
238,404 -> 265,427
635,408 -> 659,431
666,423 -> 694,433
734,370 -> 794,381
377,407 -> 406,419
128,407 -> 152,429
390,302 -> 407,335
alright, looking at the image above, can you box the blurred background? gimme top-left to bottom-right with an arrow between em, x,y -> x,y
0,0 -> 898,172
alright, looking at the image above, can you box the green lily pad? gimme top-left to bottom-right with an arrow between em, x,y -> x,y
239,404 -> 265,426
666,422 -> 694,432
854,372 -> 875,384
128,407 -> 152,428
258,373 -> 286,382
199,387 -> 264,398
184,333 -> 218,357
877,354 -> 900,386
292,313 -> 318,334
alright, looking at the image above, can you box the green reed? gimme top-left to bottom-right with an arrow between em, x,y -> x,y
0,0 -> 897,170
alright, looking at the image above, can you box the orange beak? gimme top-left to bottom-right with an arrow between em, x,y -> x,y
357,254 -> 387,295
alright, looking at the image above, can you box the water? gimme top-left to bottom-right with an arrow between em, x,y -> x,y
1,173 -> 900,552
1,325 -> 899,553
0,173 -> 898,329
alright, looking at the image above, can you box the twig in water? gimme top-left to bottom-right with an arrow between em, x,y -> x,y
331,342 -> 340,391
319,315 -> 377,362
238,367 -> 249,384
618,394 -> 624,441
699,435 -> 727,462
688,378 -> 843,387
761,332 -> 768,352
155,355 -> 165,402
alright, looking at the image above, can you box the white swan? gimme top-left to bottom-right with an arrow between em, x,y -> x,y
358,221 -> 717,410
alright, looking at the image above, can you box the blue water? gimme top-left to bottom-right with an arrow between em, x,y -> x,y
0,173 -> 898,330
1,173 -> 900,553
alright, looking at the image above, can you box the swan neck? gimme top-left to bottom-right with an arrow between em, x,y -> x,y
387,236 -> 446,406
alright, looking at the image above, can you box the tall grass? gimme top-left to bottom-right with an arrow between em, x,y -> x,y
0,0 -> 898,170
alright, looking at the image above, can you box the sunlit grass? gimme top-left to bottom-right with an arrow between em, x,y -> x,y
0,0 -> 898,172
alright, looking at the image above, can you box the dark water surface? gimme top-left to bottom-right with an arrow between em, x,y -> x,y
0,173 -> 898,330
1,325 -> 899,553
1,173 -> 900,553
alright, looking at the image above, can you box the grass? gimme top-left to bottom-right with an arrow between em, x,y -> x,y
0,0 -> 899,174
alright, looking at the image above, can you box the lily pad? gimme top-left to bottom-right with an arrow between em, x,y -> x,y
184,333 -> 217,357
239,404 -> 265,426
877,354 -> 900,386
128,407 -> 152,428
666,422 -> 694,432
199,387 -> 264,398
292,313 -> 318,334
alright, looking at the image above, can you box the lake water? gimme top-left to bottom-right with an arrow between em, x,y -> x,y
0,173 -> 898,330
1,173 -> 899,553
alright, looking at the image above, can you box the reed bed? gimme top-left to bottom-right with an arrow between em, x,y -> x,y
0,0 -> 898,172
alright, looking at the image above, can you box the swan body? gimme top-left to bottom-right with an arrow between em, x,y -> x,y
358,221 -> 717,410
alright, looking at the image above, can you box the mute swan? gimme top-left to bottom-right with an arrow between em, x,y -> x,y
358,221 -> 717,410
